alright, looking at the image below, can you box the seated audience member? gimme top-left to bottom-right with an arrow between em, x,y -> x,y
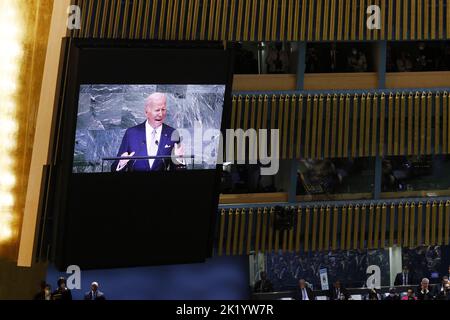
416,278 -> 434,300
328,280 -> 351,300
366,288 -> 381,300
394,265 -> 414,286
33,281 -> 52,301
401,288 -> 417,300
84,281 -> 106,300
296,279 -> 315,301
433,276 -> 449,300
253,271 -> 274,293
384,287 -> 400,300
347,48 -> 367,72
52,277 -> 72,300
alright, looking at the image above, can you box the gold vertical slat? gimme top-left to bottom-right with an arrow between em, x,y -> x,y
448,0 -> 450,37
379,94 -> 386,156
420,93 -> 427,155
271,0 -> 279,40
293,0 -> 300,40
282,229 -> 288,253
414,93 -> 420,155
207,0 -> 216,40
332,206 -> 339,251
99,0 -> 110,38
431,0 -> 436,39
307,0 -> 314,40
411,0 -> 416,39
296,96 -> 303,158
407,93 -> 414,155
92,0 -> 102,38
142,0 -> 152,39
250,0 -> 257,41
324,206 -> 331,251
300,0 -> 307,40
346,205 -> 353,250
351,0 -> 357,39
199,0 -> 209,40
226,209 -> 234,255
387,0 -> 393,40
230,96 -> 237,129
435,93 -> 441,154
150,0 -> 159,39
258,0 -> 265,40
304,207 -> 311,252
129,0 -> 139,39
236,96 -> 243,130
295,207 -> 302,253
337,0 -> 344,40
353,205 -> 360,250
329,0 -> 336,40
359,205 -> 367,249
256,95 -> 263,131
417,0 -> 423,39
337,95 -> 344,157
178,0 -> 187,40
394,93 -> 400,155
250,96 -> 257,131
439,0 -> 444,39
270,95 -> 277,131
445,201 -> 450,244
316,209 -> 323,252
83,0 -> 95,38
372,95 -> 378,156
289,96 -> 297,159
76,0 -> 88,38
170,0 -> 181,40
324,96 -> 331,159
304,96 -> 312,158
268,208 -> 275,253
409,203 -> 416,248
254,208 -> 262,252
431,202 -> 437,245
417,202 -> 430,246
399,94 -> 406,154
389,204 -> 395,247
447,92 -> 450,153
282,96 -> 290,159
395,0 -> 401,40
232,209 -> 240,255
316,96 -> 324,158
274,229 -> 280,253
157,0 -> 166,39
311,207 -> 318,252
243,95 -> 250,131
359,94 -> 366,157
310,95 -> 319,158
403,203 -> 410,247
218,209 -> 226,256
426,93 -> 432,154
315,0 -> 323,40
344,95 -> 351,157
279,0 -> 287,41
344,0 -> 351,40
277,96 -> 285,158
374,205 -> 381,249
221,0 -> 229,40
424,202 -> 431,245
352,94 -> 359,157
330,95 -> 338,158
191,0 -> 201,40
368,204 -> 374,249
323,0 -> 330,40
365,94 -> 371,156
387,93 -> 394,155
438,202 -> 444,245
163,0 -> 173,40
340,206 -> 347,250
135,0 -> 145,39
242,0 -> 251,41
247,209 -> 254,254
286,0 -> 293,40
397,203 -> 404,246
107,0 -> 117,38
403,0 -> 409,40
381,204 -> 387,248
261,208 -> 268,253
238,209 -> 246,255
424,0 -> 430,39
262,95 -> 269,130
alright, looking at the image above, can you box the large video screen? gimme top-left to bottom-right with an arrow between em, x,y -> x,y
73,84 -> 226,173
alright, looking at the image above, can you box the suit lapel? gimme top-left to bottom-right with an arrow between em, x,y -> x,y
139,122 -> 151,171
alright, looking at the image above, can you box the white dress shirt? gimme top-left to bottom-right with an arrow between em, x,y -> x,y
302,288 -> 309,300
146,121 -> 162,169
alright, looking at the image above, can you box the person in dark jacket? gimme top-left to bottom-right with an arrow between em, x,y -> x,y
253,272 -> 274,293
296,279 -> 315,301
416,278 -> 434,300
328,280 -> 351,300
84,282 -> 106,300
52,277 -> 72,300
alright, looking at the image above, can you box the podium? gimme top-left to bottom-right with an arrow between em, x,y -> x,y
101,155 -> 195,172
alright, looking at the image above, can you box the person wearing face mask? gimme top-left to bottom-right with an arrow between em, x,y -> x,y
384,287 -> 400,300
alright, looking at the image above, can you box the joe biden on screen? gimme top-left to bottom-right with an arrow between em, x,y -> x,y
111,93 -> 184,172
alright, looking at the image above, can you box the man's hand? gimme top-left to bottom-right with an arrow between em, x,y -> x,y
116,151 -> 135,171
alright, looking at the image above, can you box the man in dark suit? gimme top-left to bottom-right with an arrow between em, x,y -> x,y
296,279 -> 314,301
253,272 -> 274,293
84,282 -> 106,300
432,276 -> 449,300
328,280 -> 350,300
416,278 -> 434,300
52,277 -> 72,300
112,93 -> 185,172
394,265 -> 414,286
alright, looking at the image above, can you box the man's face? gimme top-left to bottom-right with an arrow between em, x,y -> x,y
335,282 -> 341,288
145,96 -> 167,128
299,280 -> 306,289
91,284 -> 98,292
421,281 -> 429,289
407,290 -> 413,296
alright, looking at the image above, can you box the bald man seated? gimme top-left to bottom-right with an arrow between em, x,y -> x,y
111,93 -> 185,172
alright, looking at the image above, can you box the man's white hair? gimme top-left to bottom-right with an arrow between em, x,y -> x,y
91,282 -> 99,287
421,278 -> 430,284
145,92 -> 166,109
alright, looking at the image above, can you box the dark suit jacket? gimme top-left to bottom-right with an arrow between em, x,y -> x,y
253,280 -> 274,293
84,290 -> 106,300
394,272 -> 414,286
52,288 -> 72,300
328,287 -> 350,300
111,122 -> 180,172
296,287 -> 315,301
416,289 -> 434,300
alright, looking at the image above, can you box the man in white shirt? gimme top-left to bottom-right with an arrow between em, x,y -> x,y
296,279 -> 314,301
112,93 -> 185,172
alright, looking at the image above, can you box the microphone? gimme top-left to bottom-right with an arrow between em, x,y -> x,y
155,140 -> 159,146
